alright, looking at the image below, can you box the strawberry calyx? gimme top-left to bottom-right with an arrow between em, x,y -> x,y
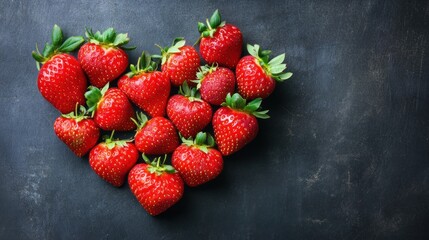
153,38 -> 186,65
102,130 -> 132,150
178,82 -> 203,102
85,83 -> 110,116
192,64 -> 218,89
221,93 -> 270,119
246,44 -> 293,82
61,104 -> 90,122
126,51 -> 158,78
181,132 -> 215,154
142,154 -> 176,175
131,112 -> 149,131
195,9 -> 226,45
32,24 -> 84,70
85,27 -> 136,50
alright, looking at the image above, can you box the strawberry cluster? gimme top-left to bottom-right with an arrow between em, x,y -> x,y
32,10 -> 292,216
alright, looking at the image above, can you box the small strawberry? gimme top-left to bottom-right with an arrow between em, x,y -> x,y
197,10 -> 242,69
128,155 -> 184,216
53,105 -> 99,157
89,131 -> 139,187
132,112 -> 179,155
172,132 -> 223,187
78,28 -> 134,88
32,24 -> 87,114
236,44 -> 293,100
118,52 -> 170,117
155,38 -> 200,86
193,64 -> 236,106
167,82 -> 212,138
85,83 -> 136,131
212,93 -> 269,156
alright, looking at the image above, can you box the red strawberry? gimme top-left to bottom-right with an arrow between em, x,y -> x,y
236,44 -> 293,100
132,112 -> 179,155
85,83 -> 136,131
156,38 -> 200,86
167,82 -> 212,138
172,132 -> 223,187
212,93 -> 269,156
118,52 -> 170,117
193,64 -> 236,106
78,28 -> 134,88
89,131 -> 139,187
197,10 -> 242,69
53,105 -> 99,157
128,155 -> 184,216
32,25 -> 87,114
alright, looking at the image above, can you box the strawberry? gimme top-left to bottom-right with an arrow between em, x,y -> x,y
128,155 -> 184,216
78,28 -> 134,88
166,82 -> 212,138
85,83 -> 136,131
89,131 -> 139,187
132,112 -> 179,155
172,132 -> 223,187
118,52 -> 170,117
236,44 -> 293,100
53,105 -> 99,157
212,93 -> 269,156
155,38 -> 200,86
32,25 -> 87,114
197,10 -> 242,69
193,64 -> 236,106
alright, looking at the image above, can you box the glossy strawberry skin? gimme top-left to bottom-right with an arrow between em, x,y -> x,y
89,142 -> 139,187
236,56 -> 275,100
212,107 -> 259,156
200,67 -> 236,106
161,45 -> 200,87
53,117 -> 99,157
172,145 -> 223,187
200,24 -> 242,69
135,117 -> 179,155
128,163 -> 184,216
167,95 -> 212,139
94,88 -> 136,131
37,54 -> 87,114
78,43 -> 129,88
118,71 -> 170,117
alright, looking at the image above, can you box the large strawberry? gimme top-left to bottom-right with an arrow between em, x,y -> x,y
89,131 -> 139,187
193,64 -> 236,106
128,155 -> 184,216
53,105 -> 99,157
236,44 -> 293,100
118,52 -> 170,117
32,25 -> 87,113
85,83 -> 136,131
212,93 -> 269,156
155,38 -> 200,86
78,28 -> 134,88
197,10 -> 242,69
172,132 -> 223,187
132,112 -> 179,155
166,82 -> 212,138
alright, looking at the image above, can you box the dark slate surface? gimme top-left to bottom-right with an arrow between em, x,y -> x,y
1,0 -> 428,239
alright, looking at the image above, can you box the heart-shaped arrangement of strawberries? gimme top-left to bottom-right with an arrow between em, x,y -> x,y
32,10 -> 292,216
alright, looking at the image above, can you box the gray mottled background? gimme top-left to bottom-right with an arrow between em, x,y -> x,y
1,0 -> 428,239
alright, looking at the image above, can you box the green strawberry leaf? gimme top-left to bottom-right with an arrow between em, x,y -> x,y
198,22 -> 207,33
51,24 -> 63,47
58,36 -> 85,52
209,9 -> 221,28
268,53 -> 285,66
